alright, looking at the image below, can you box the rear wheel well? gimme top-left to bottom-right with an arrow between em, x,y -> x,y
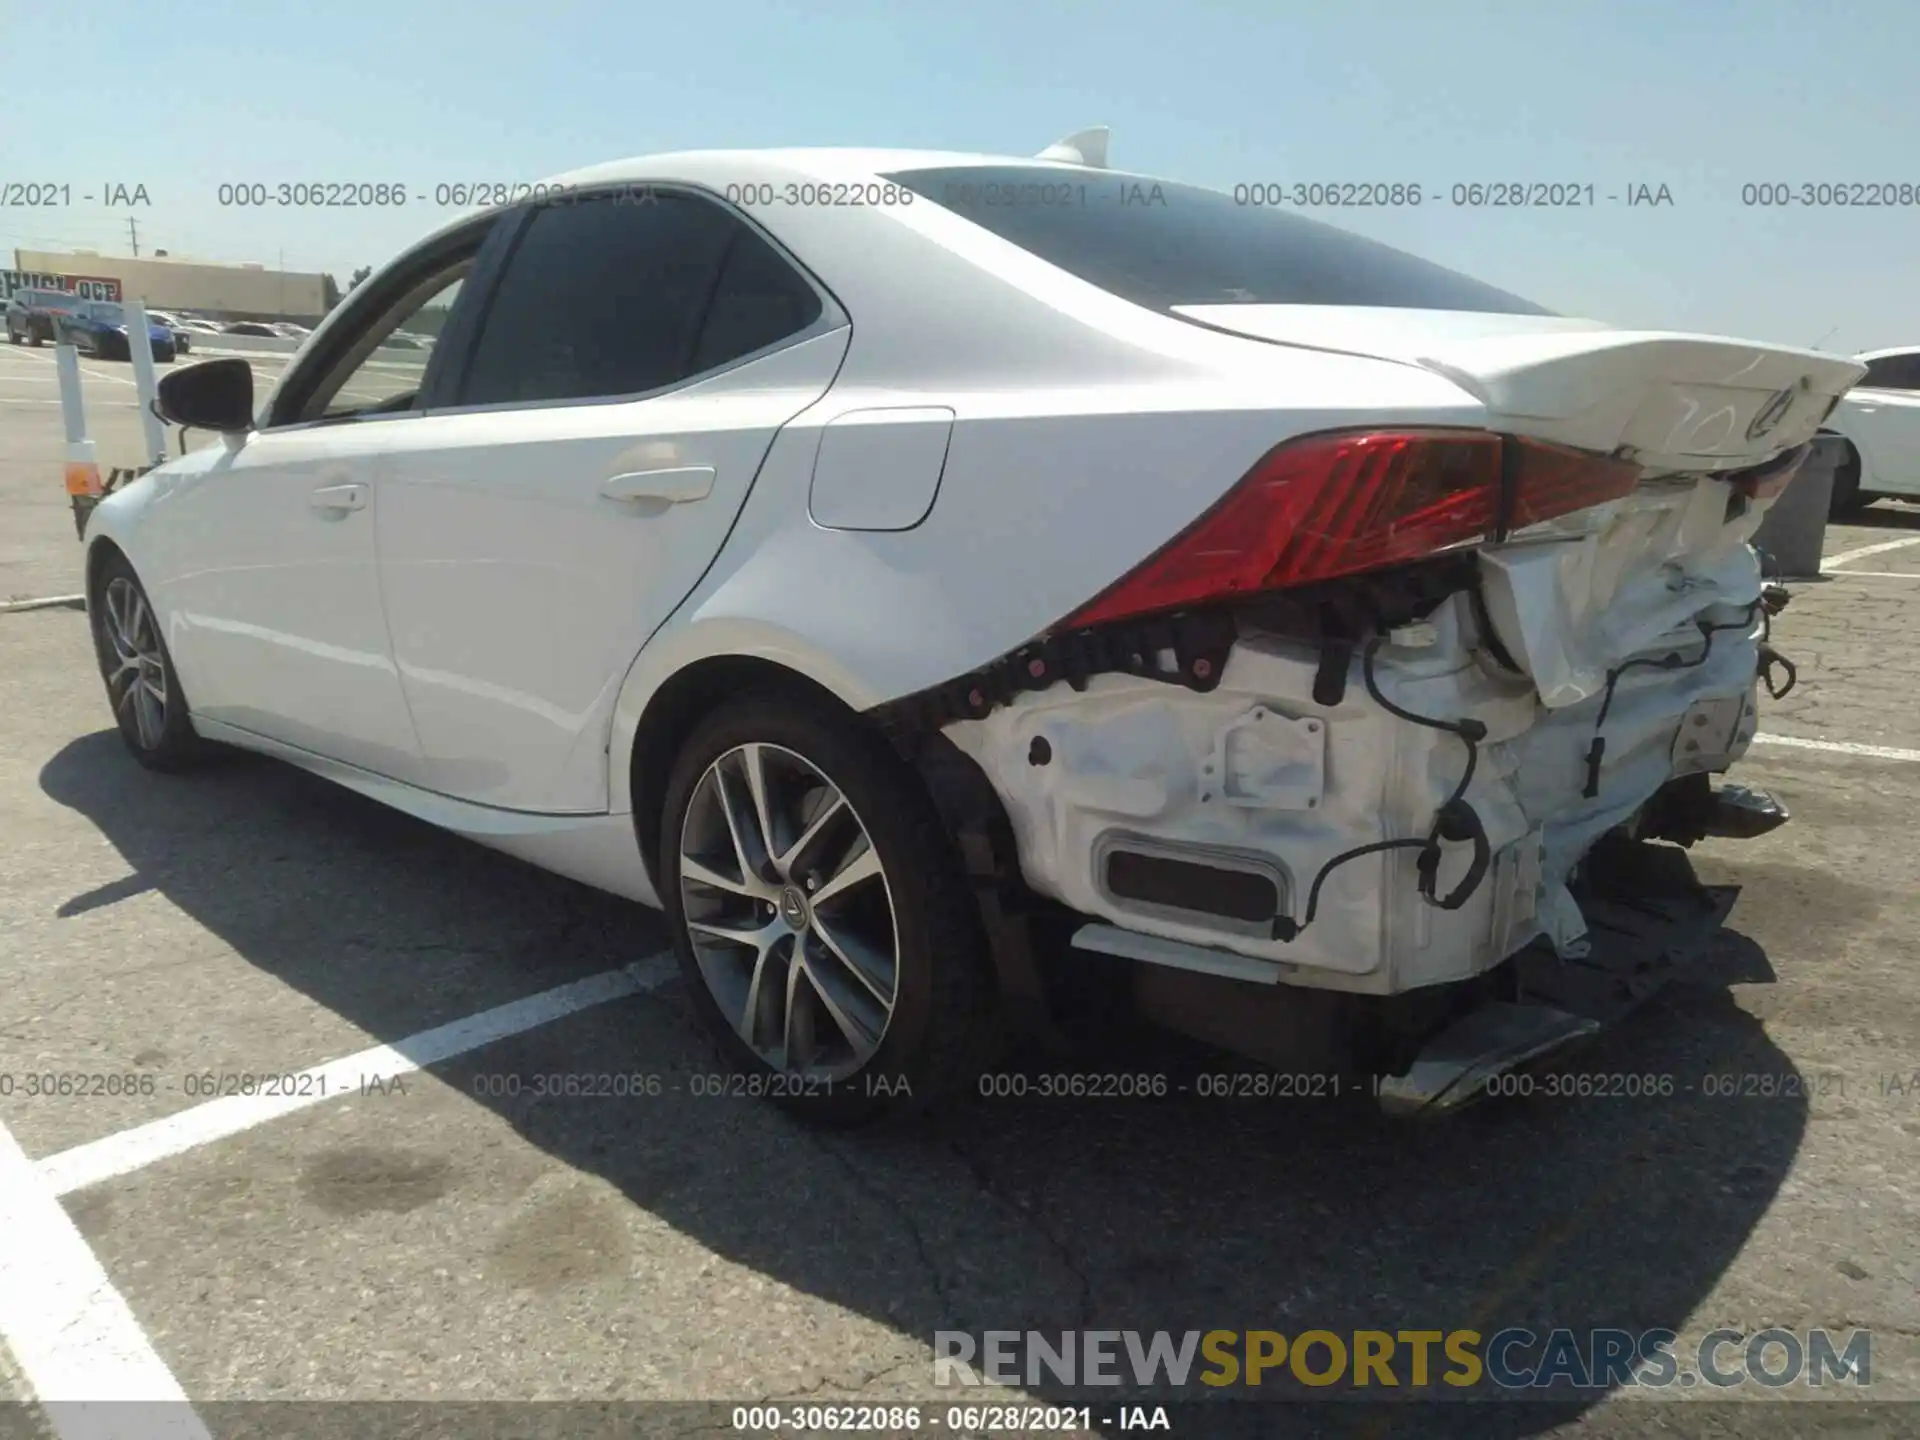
628,656 -> 866,890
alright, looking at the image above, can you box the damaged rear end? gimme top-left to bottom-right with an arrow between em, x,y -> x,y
883,327 -> 1864,1111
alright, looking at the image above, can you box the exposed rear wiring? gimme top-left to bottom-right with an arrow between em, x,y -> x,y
1272,637 -> 1491,943
1580,598 -> 1764,799
1273,580 -> 1791,942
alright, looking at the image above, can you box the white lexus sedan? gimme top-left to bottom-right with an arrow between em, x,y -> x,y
84,135 -> 1859,1121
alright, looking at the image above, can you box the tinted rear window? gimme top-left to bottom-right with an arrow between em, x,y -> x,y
886,165 -> 1553,316
458,193 -> 735,406
690,225 -> 824,374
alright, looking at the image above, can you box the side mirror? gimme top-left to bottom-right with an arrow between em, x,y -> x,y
156,358 -> 253,433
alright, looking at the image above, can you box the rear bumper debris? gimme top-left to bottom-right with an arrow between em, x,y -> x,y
1378,835 -> 1737,1114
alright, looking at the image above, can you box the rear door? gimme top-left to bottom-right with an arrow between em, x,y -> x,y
1837,351 -> 1920,497
374,185 -> 849,813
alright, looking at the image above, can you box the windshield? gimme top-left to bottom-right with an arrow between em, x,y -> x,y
885,164 -> 1553,316
83,302 -> 126,324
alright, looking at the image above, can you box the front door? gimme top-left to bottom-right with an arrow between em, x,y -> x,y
149,241 -> 485,777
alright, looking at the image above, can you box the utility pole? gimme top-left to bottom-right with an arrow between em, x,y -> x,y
126,216 -> 140,256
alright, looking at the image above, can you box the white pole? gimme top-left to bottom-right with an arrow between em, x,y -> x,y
55,342 -> 88,448
56,341 -> 103,538
124,297 -> 168,464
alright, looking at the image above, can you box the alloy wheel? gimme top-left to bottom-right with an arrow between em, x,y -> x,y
677,742 -> 900,1079
100,576 -> 169,750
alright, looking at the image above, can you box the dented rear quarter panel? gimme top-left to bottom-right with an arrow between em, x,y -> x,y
944,474 -> 1779,995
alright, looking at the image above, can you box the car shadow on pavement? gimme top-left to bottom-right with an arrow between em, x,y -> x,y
40,733 -> 1813,1439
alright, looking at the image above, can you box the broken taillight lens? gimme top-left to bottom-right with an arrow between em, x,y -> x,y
1061,429 -> 1641,631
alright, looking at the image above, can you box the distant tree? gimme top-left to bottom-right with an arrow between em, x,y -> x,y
348,265 -> 373,290
322,273 -> 342,310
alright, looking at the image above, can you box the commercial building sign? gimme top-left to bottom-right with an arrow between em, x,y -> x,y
1,270 -> 123,302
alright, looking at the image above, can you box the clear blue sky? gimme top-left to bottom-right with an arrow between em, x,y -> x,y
9,0 -> 1916,352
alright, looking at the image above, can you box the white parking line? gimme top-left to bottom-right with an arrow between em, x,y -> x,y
36,954 -> 676,1197
2,346 -> 137,388
1753,733 -> 1920,763
1822,535 -> 1920,569
0,1123 -> 211,1438
1822,569 -> 1920,580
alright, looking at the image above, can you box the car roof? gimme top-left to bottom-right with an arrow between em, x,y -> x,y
380,145 -> 1113,259
1856,346 -> 1920,361
545,146 -> 1099,189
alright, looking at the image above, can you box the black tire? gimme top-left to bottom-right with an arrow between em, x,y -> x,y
27,325 -> 43,347
88,552 -> 210,772
1828,443 -> 1866,518
658,687 -> 1002,1125
5,325 -> 19,345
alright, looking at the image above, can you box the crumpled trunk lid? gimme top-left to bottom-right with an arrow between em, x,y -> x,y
1175,305 -> 1865,470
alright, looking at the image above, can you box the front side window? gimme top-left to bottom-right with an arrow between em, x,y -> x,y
885,164 -> 1554,316
455,191 -> 821,408
314,274 -> 466,419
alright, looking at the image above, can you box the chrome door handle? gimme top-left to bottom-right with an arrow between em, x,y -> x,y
601,466 -> 715,504
310,483 -> 367,514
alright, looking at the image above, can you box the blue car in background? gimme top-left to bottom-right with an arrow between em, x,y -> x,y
4,287 -> 86,345
145,310 -> 193,354
54,301 -> 178,363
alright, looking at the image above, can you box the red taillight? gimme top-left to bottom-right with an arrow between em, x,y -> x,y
1061,429 -> 1641,632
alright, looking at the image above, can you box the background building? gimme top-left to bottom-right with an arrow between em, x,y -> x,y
12,249 -> 329,323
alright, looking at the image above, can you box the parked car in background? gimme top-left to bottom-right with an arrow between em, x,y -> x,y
1820,347 -> 1920,515
221,321 -> 280,337
270,322 -> 312,339
54,300 -> 177,362
146,310 -> 193,354
5,287 -> 86,345
85,141 -> 1855,1122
